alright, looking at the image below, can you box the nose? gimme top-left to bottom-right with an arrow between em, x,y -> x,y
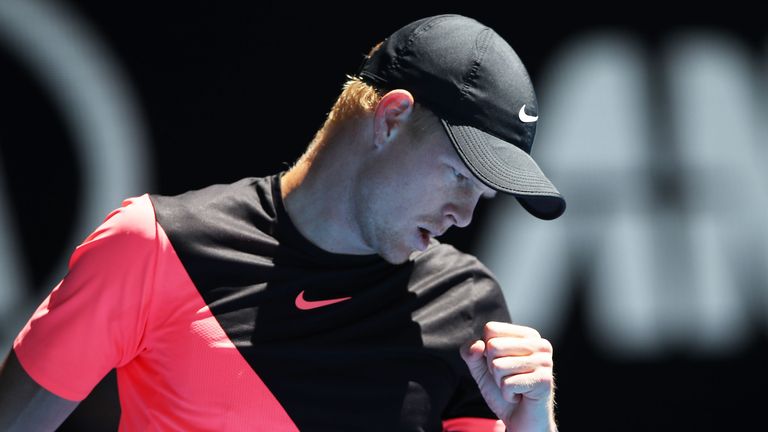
444,200 -> 476,228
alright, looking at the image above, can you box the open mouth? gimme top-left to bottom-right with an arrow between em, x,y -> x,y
417,227 -> 431,250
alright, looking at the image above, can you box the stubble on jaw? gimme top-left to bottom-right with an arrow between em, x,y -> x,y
350,182 -> 416,265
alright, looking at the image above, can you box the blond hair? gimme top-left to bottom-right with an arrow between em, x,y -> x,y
295,44 -> 439,167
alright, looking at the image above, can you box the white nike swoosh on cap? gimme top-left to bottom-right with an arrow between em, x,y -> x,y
518,104 -> 538,123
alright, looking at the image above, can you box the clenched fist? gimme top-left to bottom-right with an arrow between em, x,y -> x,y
460,322 -> 557,432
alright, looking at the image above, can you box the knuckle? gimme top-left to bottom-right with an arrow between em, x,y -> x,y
537,371 -> 555,388
534,351 -> 554,368
483,321 -> 496,335
500,375 -> 516,394
539,338 -> 553,353
490,356 -> 506,369
501,383 -> 518,402
541,357 -> 554,369
502,375 -> 529,397
494,369 -> 507,388
485,337 -> 501,356
484,337 -> 496,350
513,323 -> 540,338
502,374 -> 523,388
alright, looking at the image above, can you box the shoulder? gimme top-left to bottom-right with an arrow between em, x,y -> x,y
150,177 -> 272,214
407,241 -> 507,312
148,176 -> 277,236
146,176 -> 283,270
74,194 -> 158,256
412,241 -> 498,283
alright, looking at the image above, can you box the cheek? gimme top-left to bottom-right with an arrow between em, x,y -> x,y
363,176 -> 413,221
374,182 -> 431,227
364,152 -> 449,216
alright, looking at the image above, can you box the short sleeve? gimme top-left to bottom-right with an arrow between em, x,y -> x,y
13,194 -> 160,401
441,266 -> 511,432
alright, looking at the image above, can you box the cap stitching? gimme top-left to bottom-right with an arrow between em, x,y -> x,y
447,121 -> 544,194
460,28 -> 493,100
462,127 -> 556,190
465,129 -> 552,187
451,123 -> 559,193
383,15 -> 455,83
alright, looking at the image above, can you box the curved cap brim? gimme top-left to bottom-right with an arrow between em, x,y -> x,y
441,119 -> 566,220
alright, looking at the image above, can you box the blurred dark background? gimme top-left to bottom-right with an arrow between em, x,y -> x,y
1,1 -> 766,430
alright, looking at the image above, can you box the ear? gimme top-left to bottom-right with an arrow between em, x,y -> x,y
372,89 -> 414,148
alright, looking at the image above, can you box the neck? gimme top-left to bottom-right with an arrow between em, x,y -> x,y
280,130 -> 374,256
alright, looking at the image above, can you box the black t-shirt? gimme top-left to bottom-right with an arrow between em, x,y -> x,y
150,173 -> 512,431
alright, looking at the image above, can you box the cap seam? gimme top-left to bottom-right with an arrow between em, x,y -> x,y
462,126 -> 556,190
383,15 -> 455,83
460,27 -> 493,101
444,120 -> 560,195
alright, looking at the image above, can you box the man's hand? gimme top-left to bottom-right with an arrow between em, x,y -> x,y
460,322 -> 557,432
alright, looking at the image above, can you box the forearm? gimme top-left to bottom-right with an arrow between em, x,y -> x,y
0,350 -> 78,431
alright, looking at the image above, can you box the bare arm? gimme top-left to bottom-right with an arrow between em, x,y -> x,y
0,350 -> 79,431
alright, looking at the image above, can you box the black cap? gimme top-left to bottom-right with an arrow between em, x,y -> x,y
358,14 -> 565,220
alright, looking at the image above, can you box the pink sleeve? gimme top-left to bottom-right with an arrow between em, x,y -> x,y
443,417 -> 506,432
13,194 -> 160,401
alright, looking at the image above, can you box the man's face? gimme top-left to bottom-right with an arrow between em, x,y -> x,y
353,114 -> 497,264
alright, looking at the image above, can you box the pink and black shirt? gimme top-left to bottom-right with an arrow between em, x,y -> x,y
14,174 -> 510,431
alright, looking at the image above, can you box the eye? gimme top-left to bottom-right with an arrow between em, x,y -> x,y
451,166 -> 468,182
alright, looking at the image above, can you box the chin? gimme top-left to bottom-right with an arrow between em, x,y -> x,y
379,251 -> 410,265
377,244 -> 413,265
